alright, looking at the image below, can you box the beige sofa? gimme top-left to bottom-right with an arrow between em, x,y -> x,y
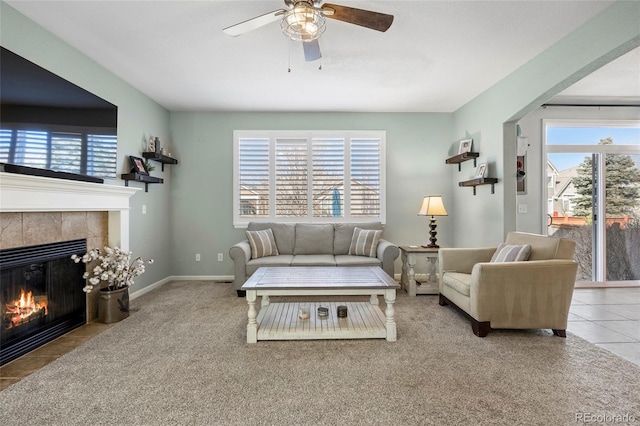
438,232 -> 578,337
229,222 -> 399,296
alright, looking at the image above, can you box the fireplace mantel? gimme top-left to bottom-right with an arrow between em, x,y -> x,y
0,172 -> 139,250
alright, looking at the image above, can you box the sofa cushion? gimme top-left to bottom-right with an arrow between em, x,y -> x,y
290,254 -> 336,266
442,272 -> 472,297
490,243 -> 532,262
246,229 -> 279,259
248,222 -> 296,255
246,255 -> 294,275
333,222 -> 383,255
335,255 -> 381,267
504,232 -> 560,260
348,227 -> 382,258
294,224 -> 334,255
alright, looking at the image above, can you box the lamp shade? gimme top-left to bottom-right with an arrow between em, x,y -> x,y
418,196 -> 448,217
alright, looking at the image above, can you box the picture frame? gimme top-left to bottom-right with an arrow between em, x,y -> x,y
458,138 -> 473,154
474,163 -> 488,179
129,155 -> 148,175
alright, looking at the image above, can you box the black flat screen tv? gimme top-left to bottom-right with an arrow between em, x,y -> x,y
0,46 -> 118,182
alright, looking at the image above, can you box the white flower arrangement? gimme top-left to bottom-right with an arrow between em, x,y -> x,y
72,246 -> 154,293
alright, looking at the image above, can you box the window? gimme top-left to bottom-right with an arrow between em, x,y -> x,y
544,119 -> 640,283
0,126 -> 117,178
233,131 -> 385,227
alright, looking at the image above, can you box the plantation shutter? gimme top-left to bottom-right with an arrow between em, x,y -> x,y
275,138 -> 308,217
350,138 -> 381,217
87,134 -> 117,178
312,138 -> 345,217
233,131 -> 385,226
51,131 -> 83,174
0,129 -> 12,162
15,130 -> 48,169
238,138 -> 270,217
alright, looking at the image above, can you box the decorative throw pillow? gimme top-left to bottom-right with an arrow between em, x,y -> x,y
490,243 -> 532,262
348,227 -> 382,258
246,229 -> 279,259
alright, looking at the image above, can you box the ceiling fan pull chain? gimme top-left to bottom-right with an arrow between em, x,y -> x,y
288,39 -> 292,72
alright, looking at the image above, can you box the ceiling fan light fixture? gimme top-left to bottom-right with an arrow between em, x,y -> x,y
281,3 -> 326,42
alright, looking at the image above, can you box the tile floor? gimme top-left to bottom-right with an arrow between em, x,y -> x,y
1,288 -> 638,392
569,287 -> 640,367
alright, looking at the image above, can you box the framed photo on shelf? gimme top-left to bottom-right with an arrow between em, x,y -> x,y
458,138 -> 473,154
474,163 -> 488,179
129,155 -> 148,175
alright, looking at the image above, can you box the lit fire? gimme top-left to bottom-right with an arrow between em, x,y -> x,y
4,289 -> 48,328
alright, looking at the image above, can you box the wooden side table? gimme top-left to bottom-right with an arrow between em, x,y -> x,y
399,246 -> 439,296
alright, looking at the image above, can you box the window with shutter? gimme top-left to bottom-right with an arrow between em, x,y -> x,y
233,130 -> 385,227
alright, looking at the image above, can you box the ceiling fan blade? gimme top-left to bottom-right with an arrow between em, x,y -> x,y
303,39 -> 322,62
322,3 -> 393,32
223,9 -> 286,36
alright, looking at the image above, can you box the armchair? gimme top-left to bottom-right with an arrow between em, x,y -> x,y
438,232 -> 578,337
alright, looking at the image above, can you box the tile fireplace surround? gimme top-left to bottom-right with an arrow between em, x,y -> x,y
0,172 -> 138,322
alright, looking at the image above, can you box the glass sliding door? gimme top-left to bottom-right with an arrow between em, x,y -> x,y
604,152 -> 640,282
545,121 -> 640,286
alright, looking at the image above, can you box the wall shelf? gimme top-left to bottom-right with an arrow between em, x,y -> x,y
121,173 -> 163,192
445,152 -> 480,171
142,152 -> 178,171
458,177 -> 498,195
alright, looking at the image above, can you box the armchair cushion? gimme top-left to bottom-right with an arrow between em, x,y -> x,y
490,243 -> 532,262
246,229 -> 279,259
348,227 -> 382,257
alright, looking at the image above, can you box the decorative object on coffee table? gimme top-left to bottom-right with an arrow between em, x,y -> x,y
337,305 -> 347,318
71,247 -> 154,323
417,195 -> 448,248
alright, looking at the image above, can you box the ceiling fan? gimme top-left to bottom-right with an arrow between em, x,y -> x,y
223,0 -> 394,62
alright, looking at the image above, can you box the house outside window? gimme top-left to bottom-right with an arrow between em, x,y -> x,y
233,130 -> 386,227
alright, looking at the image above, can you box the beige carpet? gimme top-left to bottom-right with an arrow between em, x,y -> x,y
1,281 -> 639,425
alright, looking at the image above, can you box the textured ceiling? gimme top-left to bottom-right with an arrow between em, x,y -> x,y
5,0 -> 636,112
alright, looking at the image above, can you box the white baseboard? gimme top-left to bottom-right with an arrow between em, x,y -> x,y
129,275 -> 234,300
168,275 -> 234,282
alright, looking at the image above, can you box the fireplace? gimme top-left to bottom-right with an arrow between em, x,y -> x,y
1,239 -> 87,366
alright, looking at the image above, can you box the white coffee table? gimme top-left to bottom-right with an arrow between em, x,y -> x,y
240,266 -> 400,343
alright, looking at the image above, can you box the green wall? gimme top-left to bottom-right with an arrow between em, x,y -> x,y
168,112 -> 453,277
1,2 -> 173,291
451,0 -> 640,247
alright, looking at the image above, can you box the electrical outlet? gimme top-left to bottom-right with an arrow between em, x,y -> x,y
142,204 -> 147,215
217,253 -> 223,262
518,204 -> 528,214
195,253 -> 201,262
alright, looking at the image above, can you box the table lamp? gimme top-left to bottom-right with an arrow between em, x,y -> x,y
418,195 -> 448,248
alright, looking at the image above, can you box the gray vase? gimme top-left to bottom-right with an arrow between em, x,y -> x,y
98,287 -> 130,324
